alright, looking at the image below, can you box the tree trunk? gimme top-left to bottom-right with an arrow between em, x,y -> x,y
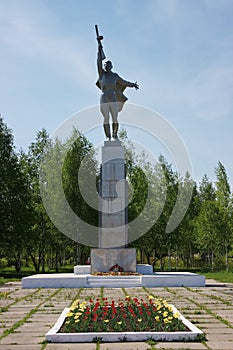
225,241 -> 228,271
42,253 -> 45,273
28,249 -> 40,272
168,247 -> 171,271
14,253 -> 22,273
159,254 -> 163,271
55,247 -> 59,273
189,245 -> 193,267
175,249 -> 178,271
76,243 -> 80,265
25,255 -> 29,267
147,253 -> 150,265
140,249 -> 143,264
207,250 -> 210,268
211,249 -> 214,271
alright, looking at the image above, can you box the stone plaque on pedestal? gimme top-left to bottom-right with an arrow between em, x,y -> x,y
91,248 -> 136,273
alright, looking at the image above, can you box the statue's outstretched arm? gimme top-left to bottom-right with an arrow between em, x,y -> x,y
117,76 -> 139,90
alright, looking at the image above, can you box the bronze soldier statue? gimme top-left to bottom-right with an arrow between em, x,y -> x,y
95,25 -> 139,140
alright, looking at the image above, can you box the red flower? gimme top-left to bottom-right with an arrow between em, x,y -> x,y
94,301 -> 100,312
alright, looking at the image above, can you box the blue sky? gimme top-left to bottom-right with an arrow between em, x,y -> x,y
0,0 -> 233,185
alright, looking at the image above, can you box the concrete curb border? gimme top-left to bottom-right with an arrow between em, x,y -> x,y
46,305 -> 203,343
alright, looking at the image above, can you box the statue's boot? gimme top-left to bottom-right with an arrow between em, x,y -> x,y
112,123 -> 119,139
104,124 -> 111,140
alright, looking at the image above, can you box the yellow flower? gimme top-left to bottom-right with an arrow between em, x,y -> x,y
117,321 -> 122,325
168,316 -> 173,321
164,318 -> 171,324
66,311 -> 73,317
125,295 -> 130,299
137,318 -> 142,323
148,295 -> 154,300
65,320 -> 70,324
157,305 -> 162,310
104,319 -> 109,323
79,302 -> 87,308
71,300 -> 79,306
173,312 -> 180,318
168,305 -> 173,312
155,316 -> 160,322
163,311 -> 168,317
75,319 -> 80,323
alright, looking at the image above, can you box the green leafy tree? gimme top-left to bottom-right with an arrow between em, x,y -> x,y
150,156 -> 179,270
215,162 -> 232,270
195,175 -> 221,270
175,177 -> 199,269
62,129 -> 98,263
25,129 -> 53,272
0,117 -> 31,272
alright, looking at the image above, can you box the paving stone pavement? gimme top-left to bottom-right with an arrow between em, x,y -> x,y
0,280 -> 232,350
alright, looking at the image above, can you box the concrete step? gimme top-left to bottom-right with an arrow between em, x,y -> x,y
86,275 -> 142,287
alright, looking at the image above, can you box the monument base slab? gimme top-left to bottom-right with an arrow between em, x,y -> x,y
22,271 -> 205,288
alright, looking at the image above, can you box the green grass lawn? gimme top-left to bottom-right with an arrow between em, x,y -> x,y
0,264 -> 74,285
0,277 -> 21,285
200,270 -> 233,284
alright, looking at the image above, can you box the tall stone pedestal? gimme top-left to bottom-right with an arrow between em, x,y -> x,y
91,140 -> 135,273
98,140 -> 128,248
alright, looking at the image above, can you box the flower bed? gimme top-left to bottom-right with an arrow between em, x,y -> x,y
46,295 -> 203,343
62,296 -> 185,333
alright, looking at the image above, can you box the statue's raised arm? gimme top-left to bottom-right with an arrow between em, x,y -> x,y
95,25 -> 139,140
